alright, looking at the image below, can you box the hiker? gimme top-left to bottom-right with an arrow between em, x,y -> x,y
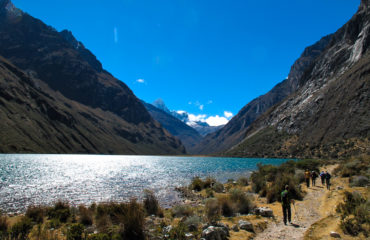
281,185 -> 294,225
325,171 -> 331,190
320,171 -> 326,185
304,169 -> 310,188
311,171 -> 318,186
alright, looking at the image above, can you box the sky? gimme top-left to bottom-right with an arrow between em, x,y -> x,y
12,0 -> 360,126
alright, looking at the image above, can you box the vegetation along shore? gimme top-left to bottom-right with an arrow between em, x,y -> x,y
0,155 -> 368,240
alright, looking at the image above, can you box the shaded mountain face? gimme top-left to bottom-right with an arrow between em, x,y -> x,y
0,1 -> 149,124
0,56 -> 185,154
193,34 -> 333,154
226,0 -> 370,159
0,0 -> 185,154
143,102 -> 202,152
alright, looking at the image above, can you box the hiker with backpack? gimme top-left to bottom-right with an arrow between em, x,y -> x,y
325,171 -> 331,190
320,171 -> 326,186
304,169 -> 310,188
281,185 -> 295,225
311,171 -> 318,186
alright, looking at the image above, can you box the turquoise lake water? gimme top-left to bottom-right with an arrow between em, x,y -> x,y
0,154 -> 291,213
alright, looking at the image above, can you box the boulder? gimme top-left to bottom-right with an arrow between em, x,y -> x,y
163,225 -> 173,234
255,207 -> 274,217
231,224 -> 239,232
202,226 -> 229,240
185,232 -> 194,239
238,220 -> 254,232
330,231 -> 341,238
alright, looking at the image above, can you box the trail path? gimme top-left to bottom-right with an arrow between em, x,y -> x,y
254,165 -> 337,240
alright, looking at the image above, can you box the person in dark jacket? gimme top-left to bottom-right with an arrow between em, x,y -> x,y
311,171 -> 318,186
281,185 -> 294,225
320,171 -> 326,185
325,171 -> 331,190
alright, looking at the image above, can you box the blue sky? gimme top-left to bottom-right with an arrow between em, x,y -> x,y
13,0 -> 360,126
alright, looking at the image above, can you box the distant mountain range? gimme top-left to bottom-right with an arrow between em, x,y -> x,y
0,0 -> 185,154
195,0 -> 370,158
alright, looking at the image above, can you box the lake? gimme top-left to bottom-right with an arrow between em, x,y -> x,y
0,154 -> 290,213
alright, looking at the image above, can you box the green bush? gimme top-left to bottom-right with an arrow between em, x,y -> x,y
230,189 -> 255,214
205,198 -> 220,224
48,200 -> 71,223
169,222 -> 187,240
203,177 -> 216,189
349,176 -> 369,187
190,177 -> 203,191
206,188 -> 214,198
337,191 -> 369,237
78,205 -> 93,226
120,199 -> 145,240
9,216 -> 33,240
266,175 -> 302,203
67,223 -> 84,240
172,205 -> 193,218
212,182 -> 224,193
183,215 -> 201,231
218,196 -> 234,217
0,214 -> 8,238
295,159 -> 321,172
143,189 -> 160,216
237,176 -> 249,186
26,205 -> 45,224
87,233 -> 110,240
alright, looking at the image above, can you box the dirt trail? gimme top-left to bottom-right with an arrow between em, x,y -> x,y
254,165 -> 337,240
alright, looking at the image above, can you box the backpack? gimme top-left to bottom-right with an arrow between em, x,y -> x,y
281,190 -> 289,205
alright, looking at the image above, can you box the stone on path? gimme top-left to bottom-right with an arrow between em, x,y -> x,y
202,226 -> 229,240
330,231 -> 341,238
255,207 -> 274,217
238,220 -> 254,232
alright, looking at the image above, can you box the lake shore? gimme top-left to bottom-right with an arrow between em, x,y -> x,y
1,156 -> 368,240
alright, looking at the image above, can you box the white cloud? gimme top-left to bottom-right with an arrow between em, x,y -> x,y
176,110 -> 187,114
188,114 -> 207,122
199,105 -> 204,110
114,27 -> 118,43
136,78 -> 145,83
224,111 -> 233,118
206,115 -> 228,126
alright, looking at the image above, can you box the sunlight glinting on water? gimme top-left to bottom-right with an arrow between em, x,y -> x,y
0,154 -> 290,213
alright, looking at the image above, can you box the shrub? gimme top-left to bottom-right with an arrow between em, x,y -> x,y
120,199 -> 145,240
183,215 -> 201,231
190,177 -> 203,191
78,205 -> 93,226
237,176 -> 249,186
88,233 -> 110,240
337,191 -> 369,237
46,218 -> 61,229
95,214 -> 111,233
9,216 -> 33,240
295,159 -> 321,172
67,223 -> 84,240
205,198 -> 220,224
203,177 -> 216,189
266,174 -> 302,203
206,188 -> 214,198
143,189 -> 160,216
218,196 -> 234,217
294,169 -> 305,183
171,205 -> 193,218
229,189 -> 255,214
48,200 -> 71,223
349,176 -> 369,187
169,222 -> 187,240
26,205 -> 45,224
212,182 -> 224,193
0,214 -> 8,238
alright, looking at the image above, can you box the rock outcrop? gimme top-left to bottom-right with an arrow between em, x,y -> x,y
226,0 -> 370,158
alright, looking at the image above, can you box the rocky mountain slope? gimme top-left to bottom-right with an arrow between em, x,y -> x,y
226,0 -> 370,158
0,0 -> 185,154
143,101 -> 202,152
193,33 -> 333,155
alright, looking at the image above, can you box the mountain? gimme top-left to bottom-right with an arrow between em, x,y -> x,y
225,0 -> 370,159
143,102 -> 203,152
193,34 -> 333,154
151,99 -> 223,137
0,0 -> 185,154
